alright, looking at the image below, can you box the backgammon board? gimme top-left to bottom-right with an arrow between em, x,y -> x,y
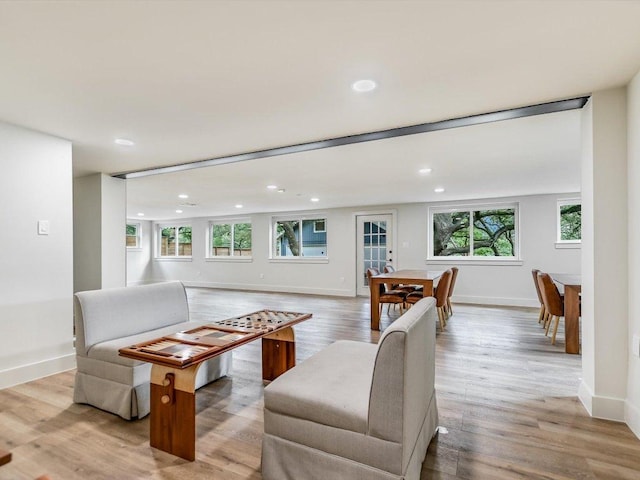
119,309 -> 311,368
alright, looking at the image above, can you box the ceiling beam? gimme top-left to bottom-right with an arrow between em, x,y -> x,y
115,96 -> 589,179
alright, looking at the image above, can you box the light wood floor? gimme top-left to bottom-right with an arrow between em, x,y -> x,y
1,289 -> 639,479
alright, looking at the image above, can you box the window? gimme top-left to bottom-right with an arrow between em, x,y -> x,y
557,200 -> 581,243
273,217 -> 327,258
126,223 -> 140,249
313,219 -> 326,233
209,221 -> 252,257
429,204 -> 519,259
157,225 -> 192,257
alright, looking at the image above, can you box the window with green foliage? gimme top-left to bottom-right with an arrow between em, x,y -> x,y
126,223 -> 140,248
558,201 -> 581,242
430,205 -> 518,258
157,225 -> 192,257
273,217 -> 327,258
209,221 -> 252,257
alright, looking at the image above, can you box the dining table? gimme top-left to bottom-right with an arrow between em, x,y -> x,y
368,269 -> 443,330
549,273 -> 581,354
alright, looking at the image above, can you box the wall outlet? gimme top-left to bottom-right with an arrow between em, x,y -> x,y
259,273 -> 265,279
633,334 -> 640,357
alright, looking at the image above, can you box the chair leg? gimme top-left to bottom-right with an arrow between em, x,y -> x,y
437,307 -> 446,331
447,298 -> 453,316
538,305 -> 545,324
544,313 -> 552,335
551,316 -> 561,345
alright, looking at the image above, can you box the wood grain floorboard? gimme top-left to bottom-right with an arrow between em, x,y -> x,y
0,288 -> 638,479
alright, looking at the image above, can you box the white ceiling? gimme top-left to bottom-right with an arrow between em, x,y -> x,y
1,1 -> 640,219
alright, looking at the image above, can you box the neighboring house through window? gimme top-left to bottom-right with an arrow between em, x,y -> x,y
273,216 -> 328,258
429,203 -> 519,259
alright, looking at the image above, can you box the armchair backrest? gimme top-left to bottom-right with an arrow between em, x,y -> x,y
74,281 -> 189,355
368,296 -> 437,469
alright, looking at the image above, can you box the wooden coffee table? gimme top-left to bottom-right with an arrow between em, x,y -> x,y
119,309 -> 311,461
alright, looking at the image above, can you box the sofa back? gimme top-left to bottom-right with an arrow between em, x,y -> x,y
74,281 -> 189,355
367,297 -> 437,467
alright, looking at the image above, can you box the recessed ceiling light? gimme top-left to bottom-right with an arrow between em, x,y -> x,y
178,194 -> 189,199
277,189 -> 285,193
137,212 -> 145,216
419,168 -> 432,175
175,209 -> 183,213
114,138 -> 135,146
434,187 -> 445,193
267,185 -> 278,190
352,79 -> 377,92
310,198 -> 320,202
235,204 -> 243,209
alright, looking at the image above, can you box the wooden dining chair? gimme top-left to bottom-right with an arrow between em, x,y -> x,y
429,269 -> 453,330
446,266 -> 459,316
537,272 -> 564,345
531,269 -> 548,326
366,268 -> 408,316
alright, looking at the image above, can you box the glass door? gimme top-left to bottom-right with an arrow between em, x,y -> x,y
356,214 -> 394,296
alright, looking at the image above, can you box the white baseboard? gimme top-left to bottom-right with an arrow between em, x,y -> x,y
0,353 -> 76,390
452,295 -> 539,308
181,280 -> 354,297
625,400 -> 640,440
578,379 -> 625,422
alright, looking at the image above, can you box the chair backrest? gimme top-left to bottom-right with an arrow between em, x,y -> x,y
382,265 -> 397,291
537,272 -> 564,317
434,269 -> 452,307
447,267 -> 459,299
531,269 -> 544,304
366,267 -> 385,295
74,281 -> 189,355
368,296 -> 437,470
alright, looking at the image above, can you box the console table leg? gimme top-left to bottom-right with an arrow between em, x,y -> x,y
262,327 -> 296,381
149,364 -> 200,461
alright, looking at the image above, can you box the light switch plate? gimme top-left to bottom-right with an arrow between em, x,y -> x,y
633,334 -> 640,357
38,220 -> 49,235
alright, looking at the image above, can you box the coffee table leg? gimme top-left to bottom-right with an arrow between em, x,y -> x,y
262,327 -> 296,381
149,364 -> 201,461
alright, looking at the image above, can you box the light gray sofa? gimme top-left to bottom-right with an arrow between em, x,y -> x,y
262,297 -> 439,480
73,281 -> 231,420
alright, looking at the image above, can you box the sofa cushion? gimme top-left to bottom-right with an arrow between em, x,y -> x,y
86,320 -> 201,367
264,340 -> 376,433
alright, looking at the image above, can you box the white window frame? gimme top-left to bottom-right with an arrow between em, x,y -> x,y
155,223 -> 193,260
556,199 -> 581,248
126,222 -> 141,250
207,218 -> 253,262
313,219 -> 326,233
270,213 -> 329,263
427,202 -> 522,265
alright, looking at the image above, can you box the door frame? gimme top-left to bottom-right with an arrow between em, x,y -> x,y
353,209 -> 398,296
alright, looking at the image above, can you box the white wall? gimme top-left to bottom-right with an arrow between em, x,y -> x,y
74,173 -> 126,292
126,219 -> 153,285
131,193 -> 580,307
626,70 -> 640,437
579,88 -> 629,422
0,122 -> 75,388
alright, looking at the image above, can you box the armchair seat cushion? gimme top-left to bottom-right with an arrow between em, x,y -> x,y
265,340 -> 376,433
